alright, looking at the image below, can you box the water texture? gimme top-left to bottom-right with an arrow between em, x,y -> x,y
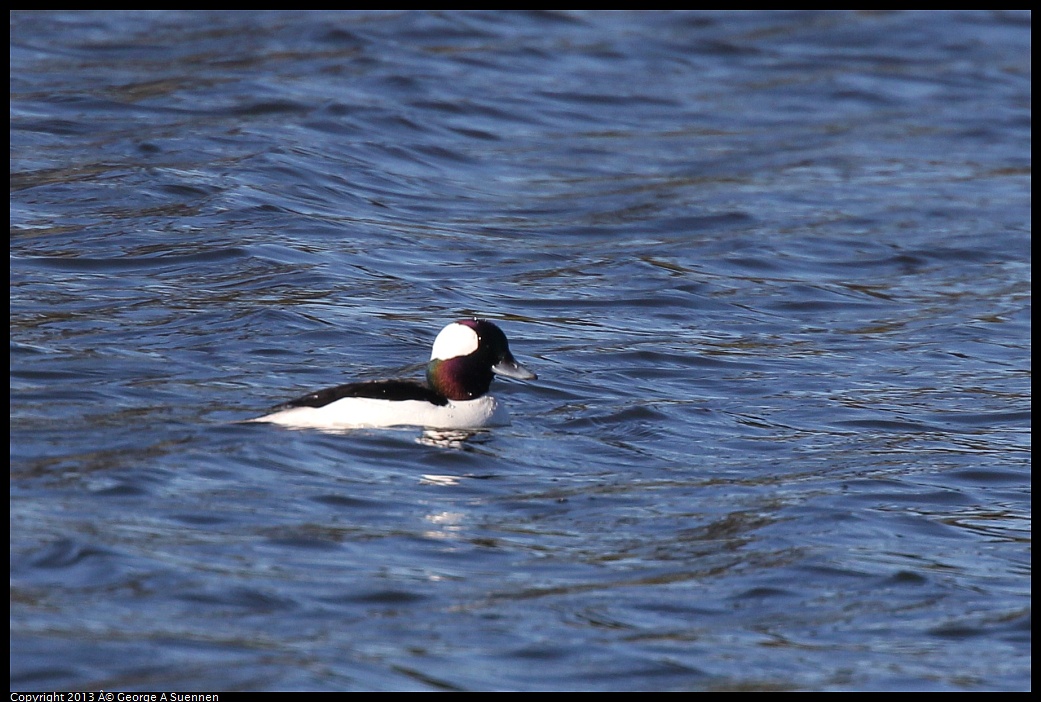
10,10 -> 1030,691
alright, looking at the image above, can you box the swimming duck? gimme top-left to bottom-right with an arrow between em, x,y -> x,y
250,318 -> 536,430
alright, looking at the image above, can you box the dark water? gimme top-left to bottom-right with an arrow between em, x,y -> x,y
10,10 -> 1030,691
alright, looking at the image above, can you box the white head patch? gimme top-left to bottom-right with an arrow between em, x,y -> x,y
430,322 -> 480,361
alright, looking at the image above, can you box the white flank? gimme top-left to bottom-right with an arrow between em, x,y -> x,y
250,395 -> 509,430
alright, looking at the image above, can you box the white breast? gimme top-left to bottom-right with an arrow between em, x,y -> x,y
251,395 -> 509,430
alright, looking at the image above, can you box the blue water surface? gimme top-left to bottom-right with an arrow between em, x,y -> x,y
10,10 -> 1030,691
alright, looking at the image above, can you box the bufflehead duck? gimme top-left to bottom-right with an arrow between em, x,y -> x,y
250,318 -> 537,430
